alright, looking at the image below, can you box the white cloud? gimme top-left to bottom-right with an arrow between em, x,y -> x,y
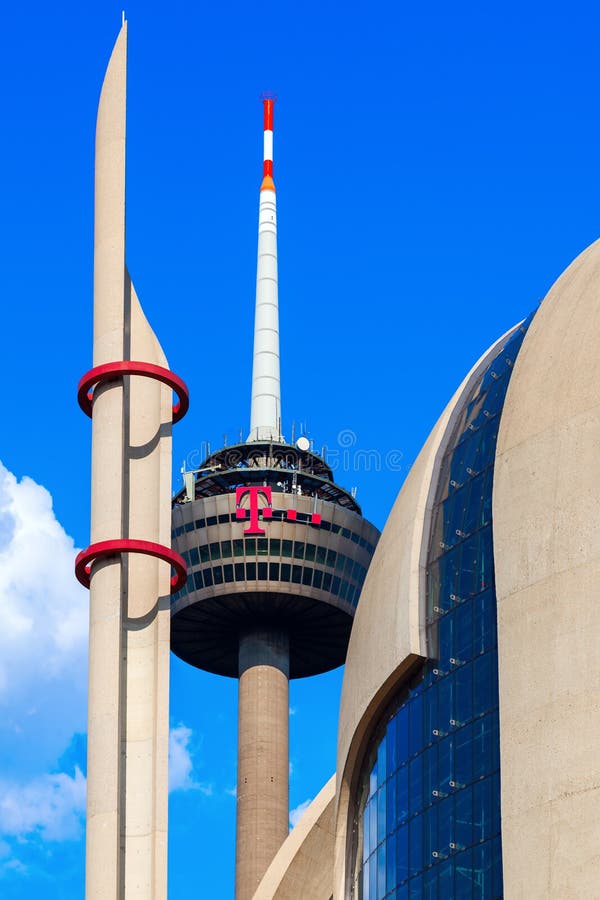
0,461 -> 88,770
169,724 -> 212,796
0,767 -> 86,842
289,798 -> 312,829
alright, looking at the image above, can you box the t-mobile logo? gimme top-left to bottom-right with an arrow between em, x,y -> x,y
235,486 -> 273,535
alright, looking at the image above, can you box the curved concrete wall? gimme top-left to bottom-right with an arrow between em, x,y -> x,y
334,329 -> 516,898
494,238 -> 600,898
253,776 -> 335,900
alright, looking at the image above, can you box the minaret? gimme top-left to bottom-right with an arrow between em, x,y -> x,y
76,22 -> 188,899
170,99 -> 380,900
249,96 -> 281,442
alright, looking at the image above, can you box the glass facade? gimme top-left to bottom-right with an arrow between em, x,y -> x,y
350,319 -> 532,900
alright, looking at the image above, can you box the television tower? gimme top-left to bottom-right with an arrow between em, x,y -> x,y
170,99 -> 379,900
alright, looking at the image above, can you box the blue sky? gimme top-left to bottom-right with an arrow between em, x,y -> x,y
1,0 -> 600,896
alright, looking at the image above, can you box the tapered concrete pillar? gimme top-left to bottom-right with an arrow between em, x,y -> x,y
85,21 -> 172,899
236,629 -> 290,900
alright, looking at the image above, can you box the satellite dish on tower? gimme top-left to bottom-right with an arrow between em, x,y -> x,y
296,436 -> 310,452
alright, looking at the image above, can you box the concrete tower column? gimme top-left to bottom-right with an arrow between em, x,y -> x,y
236,628 -> 290,900
85,21 -> 173,899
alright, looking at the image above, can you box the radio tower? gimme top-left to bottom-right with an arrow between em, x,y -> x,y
170,98 -> 379,900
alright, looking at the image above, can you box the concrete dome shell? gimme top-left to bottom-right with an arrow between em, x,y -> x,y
334,323 -> 518,897
493,237 -> 600,898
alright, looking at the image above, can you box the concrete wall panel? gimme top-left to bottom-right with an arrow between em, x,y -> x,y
494,237 -> 600,898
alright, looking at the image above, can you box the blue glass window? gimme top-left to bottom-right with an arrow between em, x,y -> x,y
350,318 -> 533,899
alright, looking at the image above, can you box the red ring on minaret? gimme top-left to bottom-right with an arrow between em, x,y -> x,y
77,361 -> 189,424
75,539 -> 187,593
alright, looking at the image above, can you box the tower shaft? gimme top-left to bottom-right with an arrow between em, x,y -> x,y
86,22 -> 172,899
249,98 -> 281,442
236,628 -> 290,900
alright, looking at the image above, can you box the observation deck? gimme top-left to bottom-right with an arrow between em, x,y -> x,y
170,441 -> 380,678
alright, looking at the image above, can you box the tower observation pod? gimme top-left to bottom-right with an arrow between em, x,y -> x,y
170,98 -> 380,900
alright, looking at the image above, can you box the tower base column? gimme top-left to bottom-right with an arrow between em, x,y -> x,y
236,627 -> 289,900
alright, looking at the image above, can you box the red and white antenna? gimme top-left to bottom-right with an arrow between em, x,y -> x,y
261,93 -> 275,190
249,95 -> 281,442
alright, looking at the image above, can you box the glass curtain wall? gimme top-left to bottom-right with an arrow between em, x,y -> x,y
350,319 -> 532,900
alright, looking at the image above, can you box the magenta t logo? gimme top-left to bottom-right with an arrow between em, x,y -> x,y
235,486 -> 273,535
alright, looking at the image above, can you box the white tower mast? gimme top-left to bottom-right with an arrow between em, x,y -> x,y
248,96 -> 282,442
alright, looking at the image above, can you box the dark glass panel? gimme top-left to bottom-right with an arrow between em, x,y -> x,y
316,545 -> 326,564
302,567 -> 312,586
223,564 -> 234,583
280,563 -> 291,581
397,822 -> 409,884
245,538 -> 256,556
396,704 -> 409,762
377,842 -> 386,897
492,836 -> 503,899
453,601 -> 472,663
472,777 -> 492,844
270,538 -> 281,556
423,864 -> 438,900
257,538 -> 268,556
282,540 -> 293,557
313,569 -> 323,589
294,541 -> 305,559
292,565 -> 302,584
453,787 -> 473,851
305,543 -> 316,561
203,568 -> 213,587
472,717 -> 492,781
221,540 -> 232,558
473,839 -> 493,899
409,754 -> 423,816
200,545 -> 210,563
331,575 -> 341,595
377,785 -> 386,845
409,697 -> 423,757
213,566 -> 223,585
454,662 -> 473,727
454,847 -> 474,900
409,873 -> 423,898
458,537 -> 477,599
454,724 -> 473,789
257,562 -> 268,580
397,764 -> 409,823
386,827 -> 397,893
234,563 -> 245,580
438,856 -> 454,898
322,572 -> 332,591
189,547 -> 199,567
246,562 -> 256,580
409,814 -> 423,877
233,539 -> 244,557
269,562 -> 279,581
209,541 -> 220,560
472,653 -> 493,718
193,571 -> 203,590
423,803 -> 438,866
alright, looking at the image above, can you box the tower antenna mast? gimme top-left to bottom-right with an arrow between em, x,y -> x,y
248,94 -> 281,442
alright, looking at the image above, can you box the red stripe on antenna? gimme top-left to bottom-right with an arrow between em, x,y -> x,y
263,98 -> 274,131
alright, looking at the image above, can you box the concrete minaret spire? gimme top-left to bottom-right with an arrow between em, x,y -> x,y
248,97 -> 282,442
